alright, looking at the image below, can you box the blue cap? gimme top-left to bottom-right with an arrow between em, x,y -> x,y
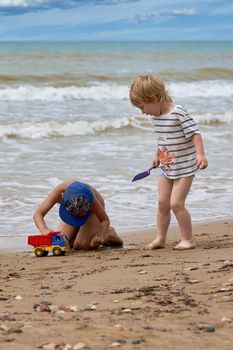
59,182 -> 94,227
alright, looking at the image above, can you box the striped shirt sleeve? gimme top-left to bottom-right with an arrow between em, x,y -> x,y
176,107 -> 200,139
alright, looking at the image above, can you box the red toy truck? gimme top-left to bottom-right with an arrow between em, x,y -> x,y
28,232 -> 70,257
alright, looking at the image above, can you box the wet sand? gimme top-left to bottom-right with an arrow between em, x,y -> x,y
0,218 -> 233,350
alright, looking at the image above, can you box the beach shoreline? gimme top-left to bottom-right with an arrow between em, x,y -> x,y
0,215 -> 231,252
0,217 -> 232,349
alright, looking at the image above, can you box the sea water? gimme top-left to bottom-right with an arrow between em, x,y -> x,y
0,41 -> 232,248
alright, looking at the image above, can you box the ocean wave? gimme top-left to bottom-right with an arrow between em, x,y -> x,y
0,84 -> 128,101
0,112 -> 232,139
161,67 -> 233,81
169,80 -> 233,98
193,113 -> 233,125
195,67 -> 233,80
1,66 -> 233,87
0,80 -> 233,101
0,73 -> 81,86
0,73 -> 126,86
0,116 -> 150,139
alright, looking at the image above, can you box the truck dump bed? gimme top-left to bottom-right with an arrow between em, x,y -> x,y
28,232 -> 58,247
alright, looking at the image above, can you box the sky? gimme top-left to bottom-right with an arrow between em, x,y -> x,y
0,0 -> 233,41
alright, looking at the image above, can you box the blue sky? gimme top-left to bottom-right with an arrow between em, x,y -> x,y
0,0 -> 232,41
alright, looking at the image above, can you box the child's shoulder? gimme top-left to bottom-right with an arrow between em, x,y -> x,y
173,104 -> 187,112
172,105 -> 190,116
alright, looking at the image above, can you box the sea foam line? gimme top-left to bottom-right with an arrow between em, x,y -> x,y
0,111 -> 232,139
0,84 -> 128,101
0,80 -> 233,101
0,117 -> 148,139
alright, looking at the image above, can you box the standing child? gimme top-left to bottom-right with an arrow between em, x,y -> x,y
130,74 -> 208,250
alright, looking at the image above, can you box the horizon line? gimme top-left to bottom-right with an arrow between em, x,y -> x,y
0,39 -> 232,42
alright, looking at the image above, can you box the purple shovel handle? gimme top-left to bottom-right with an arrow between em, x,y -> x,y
132,165 -> 157,182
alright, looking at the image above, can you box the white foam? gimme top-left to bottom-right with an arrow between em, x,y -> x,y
0,80 -> 233,102
169,80 -> 233,98
0,109 -> 233,139
0,116 -> 144,139
193,111 -> 233,124
0,84 -> 128,101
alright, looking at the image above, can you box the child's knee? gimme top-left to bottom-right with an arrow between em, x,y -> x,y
158,199 -> 170,213
73,240 -> 91,250
170,201 -> 184,213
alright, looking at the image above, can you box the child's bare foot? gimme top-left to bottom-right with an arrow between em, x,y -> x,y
172,240 -> 196,250
146,238 -> 165,250
90,234 -> 104,249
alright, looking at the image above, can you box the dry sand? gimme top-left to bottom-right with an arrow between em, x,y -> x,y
0,218 -> 233,350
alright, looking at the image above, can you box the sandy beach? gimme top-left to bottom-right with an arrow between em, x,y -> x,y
0,218 -> 233,350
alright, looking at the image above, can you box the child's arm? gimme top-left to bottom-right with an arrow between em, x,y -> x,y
33,181 -> 69,235
192,133 -> 208,169
152,147 -> 160,166
90,197 -> 110,247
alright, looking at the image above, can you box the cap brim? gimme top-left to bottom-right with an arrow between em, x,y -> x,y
59,201 -> 90,227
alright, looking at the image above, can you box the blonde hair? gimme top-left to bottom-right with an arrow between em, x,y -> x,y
130,74 -> 172,106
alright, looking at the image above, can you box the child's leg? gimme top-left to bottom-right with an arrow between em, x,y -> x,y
147,176 -> 173,250
57,221 -> 79,248
87,190 -> 122,248
73,213 -> 122,250
57,217 -> 99,249
73,212 -> 103,249
170,176 -> 195,250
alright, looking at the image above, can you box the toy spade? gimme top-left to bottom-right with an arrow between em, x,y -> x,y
132,165 -> 157,182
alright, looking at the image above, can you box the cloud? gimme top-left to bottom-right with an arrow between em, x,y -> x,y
0,0 -> 138,15
0,1 -> 73,15
133,7 -> 201,23
162,8 -> 200,16
91,0 -> 138,4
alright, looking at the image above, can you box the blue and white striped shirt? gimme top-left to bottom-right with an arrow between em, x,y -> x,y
153,105 -> 200,179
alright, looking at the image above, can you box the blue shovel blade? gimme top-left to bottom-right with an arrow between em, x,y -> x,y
132,166 -> 156,182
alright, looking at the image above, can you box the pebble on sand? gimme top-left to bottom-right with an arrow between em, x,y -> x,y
73,343 -> 87,350
183,267 -> 199,271
198,324 -> 215,332
122,308 -> 132,313
110,342 -> 122,347
131,337 -> 145,344
221,317 -> 232,323
38,342 -> 56,349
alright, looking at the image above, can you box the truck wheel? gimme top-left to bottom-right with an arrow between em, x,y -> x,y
52,247 -> 62,256
34,248 -> 45,257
